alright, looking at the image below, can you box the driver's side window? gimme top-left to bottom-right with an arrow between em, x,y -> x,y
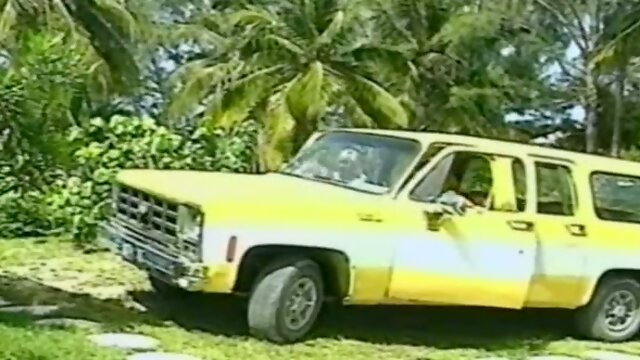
410,152 -> 494,207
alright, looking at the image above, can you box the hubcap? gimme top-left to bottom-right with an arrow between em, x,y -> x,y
604,290 -> 638,333
283,277 -> 318,331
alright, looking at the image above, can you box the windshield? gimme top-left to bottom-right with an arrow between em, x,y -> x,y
279,131 -> 422,194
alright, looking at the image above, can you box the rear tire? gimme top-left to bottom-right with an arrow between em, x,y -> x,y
575,277 -> 640,342
247,257 -> 324,343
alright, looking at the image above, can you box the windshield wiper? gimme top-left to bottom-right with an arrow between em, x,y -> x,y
278,170 -> 345,186
309,174 -> 346,185
277,170 -> 382,194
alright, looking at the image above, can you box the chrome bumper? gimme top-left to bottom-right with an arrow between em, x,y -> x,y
98,220 -> 208,291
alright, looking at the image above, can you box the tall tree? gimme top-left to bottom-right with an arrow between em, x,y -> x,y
524,0 -> 623,153
167,0 -> 411,169
370,0 -> 546,140
591,2 -> 640,156
0,0 -> 140,90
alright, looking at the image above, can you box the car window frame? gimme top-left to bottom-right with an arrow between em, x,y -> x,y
406,148 -> 527,213
533,161 -> 578,217
281,130 -> 425,196
589,171 -> 640,224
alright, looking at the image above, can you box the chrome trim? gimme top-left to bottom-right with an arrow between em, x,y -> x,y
99,221 -> 207,291
112,185 -> 202,259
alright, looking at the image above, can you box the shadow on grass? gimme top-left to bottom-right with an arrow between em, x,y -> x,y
318,305 -> 573,351
0,274 -> 163,330
132,289 -> 574,351
0,273 -> 572,352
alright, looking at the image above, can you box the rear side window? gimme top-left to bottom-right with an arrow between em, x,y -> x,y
591,173 -> 640,223
535,162 -> 576,216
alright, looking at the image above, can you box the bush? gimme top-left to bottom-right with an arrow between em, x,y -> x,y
0,115 -> 258,242
621,148 -> 640,162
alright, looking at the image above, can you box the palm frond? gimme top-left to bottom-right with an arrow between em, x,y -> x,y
345,73 -> 408,129
63,0 -> 139,90
226,6 -> 279,29
285,61 -> 325,124
0,0 -> 18,44
167,60 -> 240,121
591,2 -> 640,70
265,34 -> 305,56
92,0 -> 137,40
207,65 -> 285,128
298,0 -> 319,38
50,0 -> 76,29
153,23 -> 227,48
312,9 -> 343,49
85,60 -> 110,103
342,44 -> 413,82
257,92 -> 296,170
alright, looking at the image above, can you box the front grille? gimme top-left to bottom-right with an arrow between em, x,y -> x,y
114,186 -> 179,248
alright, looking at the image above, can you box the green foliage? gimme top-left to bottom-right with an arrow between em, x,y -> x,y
167,0 -> 412,169
0,31 -> 87,193
369,0 -> 547,138
0,115 -> 258,242
0,190 -> 60,238
0,0 -> 141,91
620,147 -> 640,162
9,0 -> 640,244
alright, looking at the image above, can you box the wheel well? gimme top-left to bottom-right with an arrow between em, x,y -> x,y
587,269 -> 640,301
233,245 -> 351,299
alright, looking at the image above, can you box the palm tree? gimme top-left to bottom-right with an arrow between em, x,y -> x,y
591,2 -> 640,156
167,0 -> 410,169
522,0 -> 634,153
369,0 -> 541,139
0,0 -> 140,90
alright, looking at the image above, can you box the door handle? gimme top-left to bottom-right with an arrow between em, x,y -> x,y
567,223 -> 587,237
357,213 -> 382,223
507,220 -> 534,232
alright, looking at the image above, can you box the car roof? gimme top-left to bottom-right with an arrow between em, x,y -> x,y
336,128 -> 640,176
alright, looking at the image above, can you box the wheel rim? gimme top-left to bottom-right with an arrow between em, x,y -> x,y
604,289 -> 639,334
283,277 -> 318,331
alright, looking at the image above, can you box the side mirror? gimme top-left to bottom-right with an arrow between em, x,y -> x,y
423,204 -> 449,231
425,211 -> 444,231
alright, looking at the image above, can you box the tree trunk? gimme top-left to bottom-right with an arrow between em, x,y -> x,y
610,65 -> 626,157
584,68 -> 598,153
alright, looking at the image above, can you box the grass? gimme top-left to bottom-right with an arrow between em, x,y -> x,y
1,238 -> 640,359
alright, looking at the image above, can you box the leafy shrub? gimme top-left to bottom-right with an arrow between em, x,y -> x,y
0,191 -> 59,238
621,148 -> 640,162
0,115 -> 259,242
0,32 -> 87,194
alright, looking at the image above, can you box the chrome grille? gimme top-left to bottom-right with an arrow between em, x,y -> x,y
114,186 -> 179,247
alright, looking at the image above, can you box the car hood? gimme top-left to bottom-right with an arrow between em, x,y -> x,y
115,169 -> 381,207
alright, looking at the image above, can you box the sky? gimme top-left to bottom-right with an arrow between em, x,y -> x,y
505,41 -> 585,124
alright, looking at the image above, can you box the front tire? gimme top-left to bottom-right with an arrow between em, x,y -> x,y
575,277 -> 640,342
247,258 -> 324,343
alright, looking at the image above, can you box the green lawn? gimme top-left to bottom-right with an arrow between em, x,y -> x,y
0,238 -> 639,360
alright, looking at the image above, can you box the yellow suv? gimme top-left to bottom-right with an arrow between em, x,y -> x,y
101,129 -> 640,344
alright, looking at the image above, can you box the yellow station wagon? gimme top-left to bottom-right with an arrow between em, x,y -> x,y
101,129 -> 640,343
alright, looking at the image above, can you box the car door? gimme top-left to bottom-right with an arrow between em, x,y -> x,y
387,146 -> 537,309
523,158 -> 588,308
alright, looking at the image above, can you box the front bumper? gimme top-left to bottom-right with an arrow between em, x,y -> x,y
98,220 -> 208,291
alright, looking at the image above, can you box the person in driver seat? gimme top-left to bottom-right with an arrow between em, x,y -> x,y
437,171 -> 475,214
333,147 -> 369,184
434,155 -> 492,214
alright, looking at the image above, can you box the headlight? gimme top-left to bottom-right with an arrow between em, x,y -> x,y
177,205 -> 203,242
